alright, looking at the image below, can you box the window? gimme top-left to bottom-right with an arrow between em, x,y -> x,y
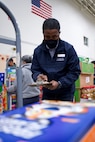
83,36 -> 88,46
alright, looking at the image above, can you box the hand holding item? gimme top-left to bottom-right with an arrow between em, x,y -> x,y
37,75 -> 60,90
37,74 -> 48,82
44,80 -> 59,90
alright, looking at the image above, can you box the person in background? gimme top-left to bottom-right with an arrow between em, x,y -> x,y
31,18 -> 81,102
8,58 -> 16,67
7,55 -> 40,106
91,60 -> 95,85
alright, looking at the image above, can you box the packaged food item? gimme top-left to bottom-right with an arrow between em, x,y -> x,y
81,86 -> 95,100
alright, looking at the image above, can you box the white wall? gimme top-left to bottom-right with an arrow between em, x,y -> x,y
0,0 -> 95,60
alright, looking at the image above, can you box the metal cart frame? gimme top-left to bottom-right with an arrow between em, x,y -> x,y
0,1 -> 23,108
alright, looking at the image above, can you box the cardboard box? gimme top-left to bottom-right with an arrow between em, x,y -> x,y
75,74 -> 93,88
80,62 -> 94,74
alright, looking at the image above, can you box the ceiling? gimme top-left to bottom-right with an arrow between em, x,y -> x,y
74,0 -> 95,18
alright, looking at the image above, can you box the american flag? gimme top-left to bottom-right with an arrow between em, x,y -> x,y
31,0 -> 52,19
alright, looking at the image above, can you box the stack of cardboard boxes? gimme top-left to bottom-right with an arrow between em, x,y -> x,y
74,61 -> 94,102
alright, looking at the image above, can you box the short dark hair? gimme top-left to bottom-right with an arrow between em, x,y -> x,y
42,18 -> 60,33
21,55 -> 32,63
9,58 -> 13,62
91,60 -> 95,64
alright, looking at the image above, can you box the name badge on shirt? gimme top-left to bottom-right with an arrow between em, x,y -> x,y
57,54 -> 65,57
56,54 -> 65,61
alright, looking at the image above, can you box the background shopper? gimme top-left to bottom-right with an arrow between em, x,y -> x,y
7,55 -> 40,106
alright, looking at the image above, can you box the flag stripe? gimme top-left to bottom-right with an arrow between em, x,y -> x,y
40,1 -> 52,15
40,1 -> 52,12
31,0 -> 52,19
32,6 -> 50,19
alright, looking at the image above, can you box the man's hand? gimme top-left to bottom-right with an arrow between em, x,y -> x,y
44,80 -> 59,90
37,74 -> 48,82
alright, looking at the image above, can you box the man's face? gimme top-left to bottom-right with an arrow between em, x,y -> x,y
43,29 -> 60,49
43,29 -> 60,40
